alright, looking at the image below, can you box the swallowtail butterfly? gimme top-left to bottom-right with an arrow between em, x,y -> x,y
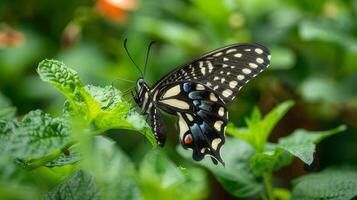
131,42 -> 270,165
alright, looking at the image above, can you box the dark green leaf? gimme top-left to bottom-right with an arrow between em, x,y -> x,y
278,125 -> 346,165
292,168 -> 357,200
42,170 -> 100,200
78,137 -> 141,200
0,110 -> 70,161
139,150 -> 208,200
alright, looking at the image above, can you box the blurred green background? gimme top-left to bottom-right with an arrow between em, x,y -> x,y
1,0 -> 357,199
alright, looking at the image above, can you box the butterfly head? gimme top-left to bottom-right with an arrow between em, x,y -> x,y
133,78 -> 151,111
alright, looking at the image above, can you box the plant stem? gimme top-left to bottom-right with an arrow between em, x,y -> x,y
24,141 -> 75,170
263,173 -> 275,200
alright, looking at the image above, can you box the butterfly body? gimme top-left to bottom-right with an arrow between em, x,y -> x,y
133,43 -> 271,165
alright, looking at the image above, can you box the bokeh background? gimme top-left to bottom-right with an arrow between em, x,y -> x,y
1,0 -> 357,199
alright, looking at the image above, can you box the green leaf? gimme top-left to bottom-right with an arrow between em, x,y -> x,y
177,137 -> 262,198
37,59 -> 92,117
0,93 -> 16,120
227,100 -> 294,151
0,155 -> 42,200
278,125 -> 346,165
38,59 -> 156,147
249,144 -> 293,175
292,168 -> 357,200
139,150 -> 208,200
270,46 -> 296,70
78,136 -> 141,200
0,107 -> 17,120
299,20 -> 357,52
0,110 -> 70,162
42,170 -> 100,200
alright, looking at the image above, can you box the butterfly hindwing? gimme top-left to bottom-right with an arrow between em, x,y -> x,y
156,82 -> 227,164
152,43 -> 270,103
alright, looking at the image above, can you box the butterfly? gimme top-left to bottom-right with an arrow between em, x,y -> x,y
129,41 -> 271,165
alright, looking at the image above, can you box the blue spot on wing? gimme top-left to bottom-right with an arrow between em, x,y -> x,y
183,82 -> 191,92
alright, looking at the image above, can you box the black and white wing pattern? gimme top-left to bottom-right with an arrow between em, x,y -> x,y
152,43 -> 270,103
156,82 -> 227,164
148,43 -> 270,165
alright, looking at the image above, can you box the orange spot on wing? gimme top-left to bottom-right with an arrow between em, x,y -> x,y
184,134 -> 193,144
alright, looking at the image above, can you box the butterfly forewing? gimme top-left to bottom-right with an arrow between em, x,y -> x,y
152,43 -> 270,103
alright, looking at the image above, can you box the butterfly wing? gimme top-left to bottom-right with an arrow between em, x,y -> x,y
156,82 -> 227,165
152,43 -> 270,103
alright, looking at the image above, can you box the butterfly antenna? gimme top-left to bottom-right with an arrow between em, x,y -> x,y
112,77 -> 136,84
124,38 -> 144,77
143,41 -> 156,77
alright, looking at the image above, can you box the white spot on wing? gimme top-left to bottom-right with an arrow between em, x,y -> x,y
242,68 -> 251,74
210,93 -> 218,102
162,85 -> 181,98
160,99 -> 190,110
211,138 -> 222,150
218,107 -> 224,116
207,61 -> 214,72
222,89 -> 233,97
186,113 -> 194,121
200,67 -> 206,75
256,58 -> 264,64
223,57 -> 229,61
196,84 -> 205,90
237,75 -> 245,80
226,49 -> 237,53
255,48 -> 263,54
177,113 -> 189,139
214,121 -> 224,132
249,63 -> 258,69
234,53 -> 242,58
268,55 -> 271,60
229,80 -> 238,88
213,52 -> 223,57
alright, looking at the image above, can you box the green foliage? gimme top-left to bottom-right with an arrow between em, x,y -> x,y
43,170 -> 100,200
139,150 -> 208,200
292,168 -> 357,200
0,110 -> 70,163
1,0 -> 356,198
77,136 -> 141,200
37,59 -> 156,146
279,126 -> 346,165
227,100 -> 294,152
0,93 -> 16,120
